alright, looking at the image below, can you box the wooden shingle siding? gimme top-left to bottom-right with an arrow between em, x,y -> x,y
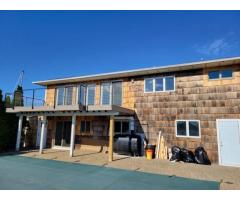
45,85 -> 55,106
45,64 -> 240,163
132,65 -> 240,163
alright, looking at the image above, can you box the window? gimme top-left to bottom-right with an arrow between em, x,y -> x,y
78,85 -> 86,105
208,69 -> 233,80
145,78 -> 154,92
87,84 -> 95,105
112,81 -> 122,106
65,86 -> 73,105
80,120 -> 91,133
57,87 -> 64,105
176,120 -> 200,138
155,78 -> 164,92
56,86 -> 73,106
165,77 -> 175,91
100,81 -> 123,106
114,120 -> 130,134
101,82 -> 111,105
114,121 -> 121,133
221,69 -> 233,78
145,76 -> 175,93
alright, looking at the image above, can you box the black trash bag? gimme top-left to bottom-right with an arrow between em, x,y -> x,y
194,147 -> 211,165
170,146 -> 181,161
181,148 -> 195,163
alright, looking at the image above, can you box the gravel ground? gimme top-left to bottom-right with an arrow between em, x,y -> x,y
18,148 -> 240,190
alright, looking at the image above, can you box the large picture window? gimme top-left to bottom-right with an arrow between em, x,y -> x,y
176,120 -> 200,138
144,76 -> 175,93
56,86 -> 73,106
100,81 -> 122,106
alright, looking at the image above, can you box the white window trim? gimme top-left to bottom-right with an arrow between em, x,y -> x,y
144,76 -> 175,93
86,84 -> 96,105
175,120 -> 201,138
144,78 -> 154,93
100,80 -> 123,106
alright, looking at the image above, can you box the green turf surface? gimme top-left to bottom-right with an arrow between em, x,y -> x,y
0,155 -> 219,190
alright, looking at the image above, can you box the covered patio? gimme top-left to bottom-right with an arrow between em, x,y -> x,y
12,105 -> 135,162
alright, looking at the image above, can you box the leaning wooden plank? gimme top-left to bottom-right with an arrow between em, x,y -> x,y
156,131 -> 161,159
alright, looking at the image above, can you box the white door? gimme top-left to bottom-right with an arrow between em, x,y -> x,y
217,119 -> 240,167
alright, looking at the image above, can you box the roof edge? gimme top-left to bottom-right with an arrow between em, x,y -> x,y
33,56 -> 240,86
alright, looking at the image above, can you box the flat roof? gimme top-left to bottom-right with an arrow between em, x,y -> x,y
33,56 -> 240,86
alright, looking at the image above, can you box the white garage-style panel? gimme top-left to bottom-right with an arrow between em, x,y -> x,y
217,119 -> 240,167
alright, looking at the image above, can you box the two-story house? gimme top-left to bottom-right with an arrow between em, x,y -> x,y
6,57 -> 240,167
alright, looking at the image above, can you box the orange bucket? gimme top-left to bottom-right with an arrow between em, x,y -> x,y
146,149 -> 153,160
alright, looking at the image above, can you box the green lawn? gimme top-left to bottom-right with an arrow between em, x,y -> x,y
0,155 -> 219,190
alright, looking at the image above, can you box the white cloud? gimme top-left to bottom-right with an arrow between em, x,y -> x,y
194,33 -> 239,56
195,38 -> 230,55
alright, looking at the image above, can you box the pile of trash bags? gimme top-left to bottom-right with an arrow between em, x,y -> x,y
170,146 -> 211,165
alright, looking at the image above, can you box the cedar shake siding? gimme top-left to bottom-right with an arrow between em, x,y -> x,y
43,64 -> 240,163
131,65 -> 240,162
7,57 -> 240,164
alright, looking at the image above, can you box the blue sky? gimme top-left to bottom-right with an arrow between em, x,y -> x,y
0,11 -> 239,93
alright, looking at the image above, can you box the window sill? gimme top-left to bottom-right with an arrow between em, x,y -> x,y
176,135 -> 201,139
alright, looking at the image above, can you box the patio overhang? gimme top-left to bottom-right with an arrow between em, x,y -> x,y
8,104 -> 134,117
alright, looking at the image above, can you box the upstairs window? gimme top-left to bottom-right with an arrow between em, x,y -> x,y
112,81 -> 122,106
56,86 -> 73,106
100,81 -> 123,106
176,120 -> 200,138
65,86 -> 73,105
155,78 -> 164,91
145,78 -> 154,92
87,84 -> 95,105
165,77 -> 175,91
78,85 -> 86,105
57,87 -> 64,106
145,76 -> 175,93
101,82 -> 111,105
208,69 -> 233,80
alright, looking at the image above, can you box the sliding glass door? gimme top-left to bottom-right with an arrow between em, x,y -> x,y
55,121 -> 71,147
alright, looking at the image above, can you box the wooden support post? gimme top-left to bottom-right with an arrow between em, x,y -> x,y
39,116 -> 47,154
16,115 -> 23,151
70,114 -> 76,157
108,116 -> 114,162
